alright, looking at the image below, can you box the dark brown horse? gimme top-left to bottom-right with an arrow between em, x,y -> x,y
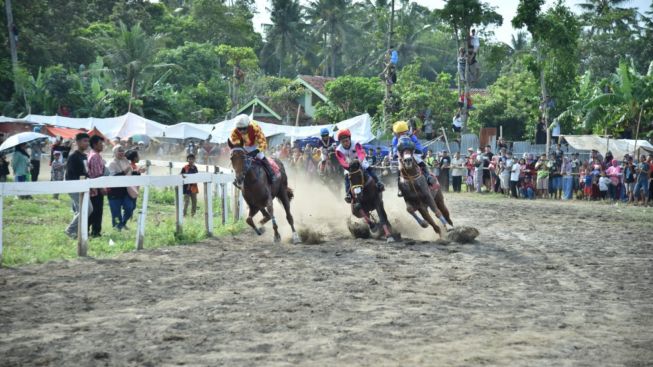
397,150 -> 453,239
230,147 -> 301,244
348,160 -> 396,243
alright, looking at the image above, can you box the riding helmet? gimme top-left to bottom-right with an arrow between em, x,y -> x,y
392,120 -> 409,134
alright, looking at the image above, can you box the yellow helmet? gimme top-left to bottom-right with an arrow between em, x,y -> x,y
392,120 -> 409,134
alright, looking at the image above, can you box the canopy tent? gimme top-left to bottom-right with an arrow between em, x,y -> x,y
40,125 -> 105,140
209,113 -> 374,144
21,112 -> 166,140
560,135 -> 653,159
0,116 -> 23,123
163,122 -> 213,140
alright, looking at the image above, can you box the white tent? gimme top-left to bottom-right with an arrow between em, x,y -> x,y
209,113 -> 374,144
21,112 -> 166,140
561,135 -> 653,159
163,122 -> 213,140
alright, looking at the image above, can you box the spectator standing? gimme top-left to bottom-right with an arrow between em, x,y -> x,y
561,156 -> 574,200
605,159 -> 622,202
107,146 -> 136,230
633,154 -> 650,205
423,119 -> 435,140
181,154 -> 199,217
29,141 -> 44,181
0,153 -> 10,182
571,153 -> 581,196
451,152 -> 465,193
510,157 -> 521,198
623,156 -> 636,203
51,151 -> 65,199
65,133 -> 92,239
598,173 -> 610,200
481,145 -> 493,191
439,151 -> 451,192
500,152 -> 513,195
465,150 -> 476,192
548,154 -> 562,199
11,143 -> 31,185
535,155 -> 549,198
87,135 -> 107,237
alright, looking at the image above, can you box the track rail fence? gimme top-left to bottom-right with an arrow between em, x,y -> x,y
0,159 -> 246,265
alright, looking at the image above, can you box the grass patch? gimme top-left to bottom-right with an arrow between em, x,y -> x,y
2,189 -> 245,266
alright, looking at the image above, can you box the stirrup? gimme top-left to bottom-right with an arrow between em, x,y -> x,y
344,195 -> 352,203
397,191 -> 403,197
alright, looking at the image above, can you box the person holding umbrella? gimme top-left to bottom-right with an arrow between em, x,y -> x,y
10,143 -> 31,199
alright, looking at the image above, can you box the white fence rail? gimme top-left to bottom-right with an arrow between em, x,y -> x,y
0,166 -> 241,264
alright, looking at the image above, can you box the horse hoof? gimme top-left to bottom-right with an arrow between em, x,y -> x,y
274,234 -> 281,243
256,227 -> 266,235
419,221 -> 429,228
386,236 -> 396,243
292,232 -> 302,244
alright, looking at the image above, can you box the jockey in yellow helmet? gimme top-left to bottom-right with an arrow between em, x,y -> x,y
229,114 -> 275,184
392,120 -> 434,195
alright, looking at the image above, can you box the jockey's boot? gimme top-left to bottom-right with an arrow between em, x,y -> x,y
419,161 -> 434,185
260,158 -> 276,184
366,167 -> 384,192
345,193 -> 352,203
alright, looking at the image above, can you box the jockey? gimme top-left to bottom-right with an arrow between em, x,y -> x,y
335,128 -> 384,203
392,120 -> 433,193
228,114 -> 275,185
318,127 -> 336,163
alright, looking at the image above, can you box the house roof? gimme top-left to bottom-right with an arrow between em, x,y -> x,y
237,97 -> 282,120
296,75 -> 335,102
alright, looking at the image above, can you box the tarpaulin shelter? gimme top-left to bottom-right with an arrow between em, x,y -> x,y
209,113 -> 375,144
163,122 -> 213,140
40,125 -> 105,140
560,135 -> 653,160
21,112 -> 166,139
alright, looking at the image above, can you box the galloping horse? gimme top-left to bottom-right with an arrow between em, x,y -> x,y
398,149 -> 453,239
317,148 -> 343,196
230,146 -> 301,244
348,159 -> 396,243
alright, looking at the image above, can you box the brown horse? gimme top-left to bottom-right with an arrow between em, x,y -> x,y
348,160 -> 396,243
230,147 -> 301,244
397,150 -> 453,239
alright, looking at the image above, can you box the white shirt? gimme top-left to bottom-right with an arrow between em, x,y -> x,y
599,176 -> 610,191
511,162 -> 521,181
471,35 -> 480,52
451,157 -> 465,176
452,115 -> 463,128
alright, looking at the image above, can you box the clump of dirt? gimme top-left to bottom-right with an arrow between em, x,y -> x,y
298,228 -> 325,245
446,226 -> 480,243
347,218 -> 370,239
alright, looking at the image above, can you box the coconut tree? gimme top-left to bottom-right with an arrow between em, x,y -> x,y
266,0 -> 306,77
306,0 -> 353,77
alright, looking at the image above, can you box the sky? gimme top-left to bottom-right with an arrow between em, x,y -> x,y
251,0 -> 652,45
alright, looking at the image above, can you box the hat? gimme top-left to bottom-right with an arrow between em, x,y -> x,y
53,151 -> 61,155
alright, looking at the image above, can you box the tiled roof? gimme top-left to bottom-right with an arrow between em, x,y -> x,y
297,75 -> 335,97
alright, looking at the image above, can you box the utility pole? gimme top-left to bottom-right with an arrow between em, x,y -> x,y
5,0 -> 18,75
382,0 -> 395,136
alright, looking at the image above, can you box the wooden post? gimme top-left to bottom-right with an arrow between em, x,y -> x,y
232,184 -> 240,221
78,190 -> 90,257
441,127 -> 452,154
221,183 -> 227,225
135,184 -> 149,250
204,182 -> 213,236
175,185 -> 183,235
633,106 -> 643,158
168,161 -> 173,176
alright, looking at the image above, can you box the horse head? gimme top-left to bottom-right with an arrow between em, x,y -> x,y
230,147 -> 250,183
400,150 -> 416,170
348,159 -> 367,201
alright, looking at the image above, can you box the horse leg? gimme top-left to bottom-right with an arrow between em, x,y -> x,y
264,202 -> 281,243
375,200 -> 396,243
434,190 -> 454,226
279,190 -> 301,244
259,208 -> 272,226
246,207 -> 265,236
418,206 -> 442,239
407,204 -> 428,228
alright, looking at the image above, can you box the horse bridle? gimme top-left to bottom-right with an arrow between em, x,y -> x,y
230,147 -> 253,182
399,151 -> 422,194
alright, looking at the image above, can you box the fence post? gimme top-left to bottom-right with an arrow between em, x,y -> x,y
221,183 -> 227,225
168,161 -> 173,176
232,184 -> 240,221
135,184 -> 149,251
204,181 -> 213,236
175,185 -> 183,235
78,189 -> 90,257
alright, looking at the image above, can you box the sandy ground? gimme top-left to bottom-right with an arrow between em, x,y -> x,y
1,177 -> 652,366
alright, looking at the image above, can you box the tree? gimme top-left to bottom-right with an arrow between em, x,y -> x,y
438,0 -> 503,131
513,0 -> 580,152
306,0 -> 353,77
266,0 -> 306,77
217,45 -> 259,117
314,76 -> 384,123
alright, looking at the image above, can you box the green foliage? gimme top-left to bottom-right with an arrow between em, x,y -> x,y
314,76 -> 383,123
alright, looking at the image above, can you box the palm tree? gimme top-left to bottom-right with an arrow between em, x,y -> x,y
266,0 -> 306,77
96,22 -> 168,100
306,0 -> 353,77
578,0 -> 638,35
510,31 -> 529,53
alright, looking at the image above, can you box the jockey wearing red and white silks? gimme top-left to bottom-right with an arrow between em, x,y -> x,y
334,128 -> 383,203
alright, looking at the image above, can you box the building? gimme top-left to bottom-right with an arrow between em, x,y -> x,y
237,75 -> 335,126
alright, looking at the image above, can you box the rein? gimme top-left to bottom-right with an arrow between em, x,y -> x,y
399,158 -> 421,194
349,167 -> 365,193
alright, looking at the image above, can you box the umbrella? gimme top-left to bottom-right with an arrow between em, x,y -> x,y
0,132 -> 50,154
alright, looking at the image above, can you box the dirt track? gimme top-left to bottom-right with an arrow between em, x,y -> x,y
1,188 -> 652,366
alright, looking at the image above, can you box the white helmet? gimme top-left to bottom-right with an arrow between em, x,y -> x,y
235,114 -> 250,129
